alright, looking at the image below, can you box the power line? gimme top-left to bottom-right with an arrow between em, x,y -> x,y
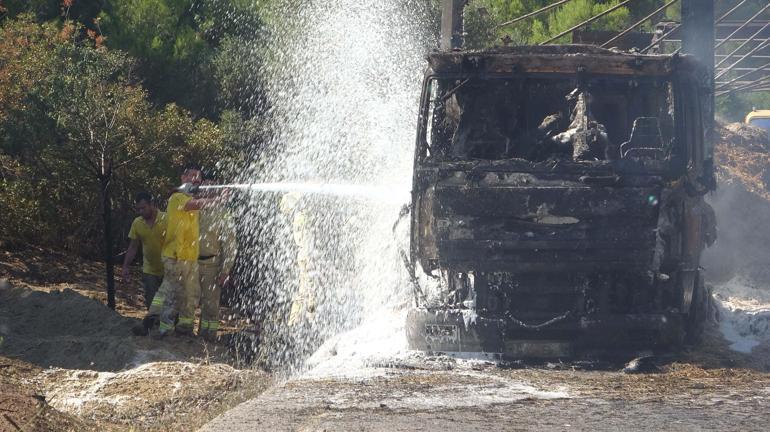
715,0 -> 753,27
716,37 -> 770,80
716,61 -> 770,91
717,84 -> 770,96
717,74 -> 770,96
601,0 -> 679,48
541,0 -> 634,45
715,2 -> 770,50
717,65 -> 770,72
643,0 -> 754,54
716,21 -> 770,69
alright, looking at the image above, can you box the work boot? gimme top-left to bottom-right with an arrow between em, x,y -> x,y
131,323 -> 148,336
131,315 -> 157,336
131,316 -> 158,336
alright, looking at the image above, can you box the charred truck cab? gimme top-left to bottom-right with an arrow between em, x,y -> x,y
406,45 -> 717,358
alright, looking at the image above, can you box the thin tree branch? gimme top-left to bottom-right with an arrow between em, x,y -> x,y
113,138 -> 168,169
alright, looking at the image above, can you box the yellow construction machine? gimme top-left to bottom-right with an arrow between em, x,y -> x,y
745,109 -> 770,133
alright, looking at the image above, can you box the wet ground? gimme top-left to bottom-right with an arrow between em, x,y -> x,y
205,349 -> 770,431
203,266 -> 770,432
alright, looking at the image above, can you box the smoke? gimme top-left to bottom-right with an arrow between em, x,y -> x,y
702,181 -> 770,284
702,164 -> 770,353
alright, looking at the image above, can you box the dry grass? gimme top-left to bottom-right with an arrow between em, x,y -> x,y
715,122 -> 770,200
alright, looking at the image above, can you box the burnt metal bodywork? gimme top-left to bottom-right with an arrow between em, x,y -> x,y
406,46 -> 716,358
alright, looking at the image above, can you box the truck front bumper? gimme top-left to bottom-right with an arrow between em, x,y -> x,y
406,308 -> 684,359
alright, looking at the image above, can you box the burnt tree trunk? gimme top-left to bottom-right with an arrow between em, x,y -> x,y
100,168 -> 116,310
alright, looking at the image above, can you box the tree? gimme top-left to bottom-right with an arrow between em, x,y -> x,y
0,15 -> 231,307
1,0 -> 104,27
2,1 -> 274,120
211,35 -> 268,117
467,0 -> 673,45
97,0 -> 270,119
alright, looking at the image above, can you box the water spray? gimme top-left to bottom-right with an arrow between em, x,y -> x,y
218,0 -> 430,375
176,181 -> 410,204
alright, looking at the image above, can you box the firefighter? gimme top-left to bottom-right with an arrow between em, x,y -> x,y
122,192 -> 167,310
156,164 -> 205,337
197,194 -> 237,341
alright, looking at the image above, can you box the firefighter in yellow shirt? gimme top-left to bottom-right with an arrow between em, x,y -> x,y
121,192 -> 167,309
157,165 -> 206,337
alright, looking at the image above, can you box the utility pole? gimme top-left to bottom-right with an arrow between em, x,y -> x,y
441,0 -> 468,51
681,0 -> 715,156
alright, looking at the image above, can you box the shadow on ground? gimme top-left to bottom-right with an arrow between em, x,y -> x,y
0,280 -> 227,371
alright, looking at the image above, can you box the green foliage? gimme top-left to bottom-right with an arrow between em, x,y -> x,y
0,15 -> 232,254
211,35 -> 268,116
470,0 -> 675,46
535,0 -> 629,44
96,0 -> 217,117
717,92 -> 770,123
96,0 -> 269,118
0,1 -> 273,254
1,0 -> 103,28
2,1 -> 272,119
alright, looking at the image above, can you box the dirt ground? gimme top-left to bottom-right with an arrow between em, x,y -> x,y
203,331 -> 770,432
0,246 -> 271,431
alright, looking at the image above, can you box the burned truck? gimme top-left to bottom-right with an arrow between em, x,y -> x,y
406,45 -> 717,358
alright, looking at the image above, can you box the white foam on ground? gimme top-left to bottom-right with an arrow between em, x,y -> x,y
299,322 -> 572,408
39,361 -> 240,415
303,309 -> 413,378
42,368 -> 131,414
299,309 -> 573,412
713,276 -> 770,353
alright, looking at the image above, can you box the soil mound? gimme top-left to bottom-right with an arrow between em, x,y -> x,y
0,284 -> 137,371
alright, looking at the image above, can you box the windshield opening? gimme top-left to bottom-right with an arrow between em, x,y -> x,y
421,76 -> 675,163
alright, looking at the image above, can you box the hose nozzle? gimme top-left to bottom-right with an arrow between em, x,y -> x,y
177,183 -> 200,194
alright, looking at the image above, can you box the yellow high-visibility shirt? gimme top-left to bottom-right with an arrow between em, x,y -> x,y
162,192 -> 199,261
128,212 -> 167,276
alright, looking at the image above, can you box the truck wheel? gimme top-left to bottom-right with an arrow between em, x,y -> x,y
685,271 -> 709,345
